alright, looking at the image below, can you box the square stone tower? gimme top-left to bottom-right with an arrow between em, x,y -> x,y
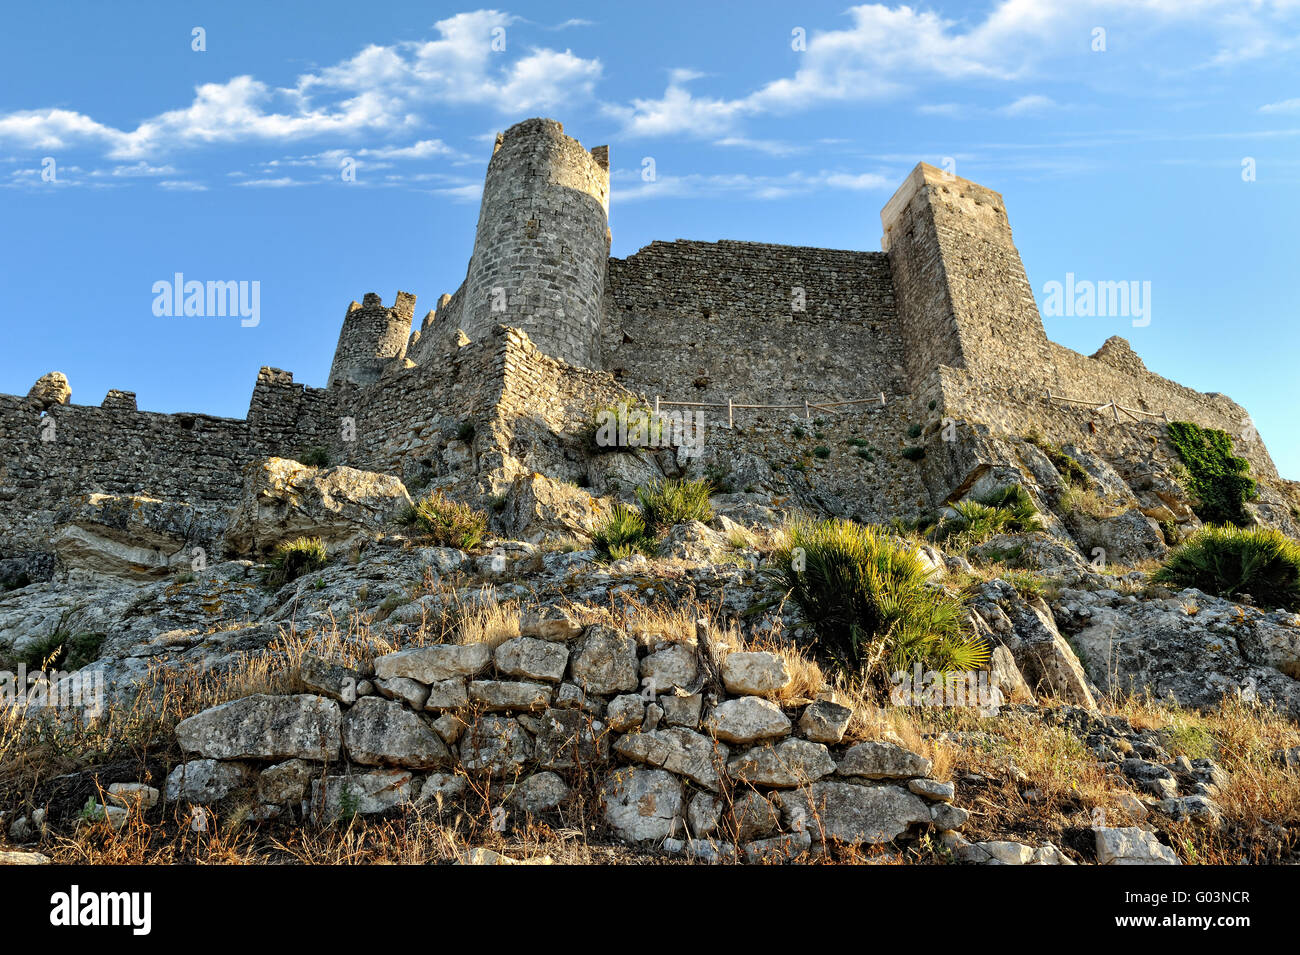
882,163 -> 1055,394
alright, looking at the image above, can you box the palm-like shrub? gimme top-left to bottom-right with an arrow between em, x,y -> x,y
398,491 -> 488,550
266,536 -> 328,588
1153,525 -> 1300,610
933,485 -> 1043,547
772,518 -> 988,684
635,478 -> 714,531
592,503 -> 655,560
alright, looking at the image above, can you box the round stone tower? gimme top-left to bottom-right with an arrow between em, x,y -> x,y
461,118 -> 610,368
328,291 -> 416,388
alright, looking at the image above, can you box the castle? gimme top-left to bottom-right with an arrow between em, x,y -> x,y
0,117 -> 1281,575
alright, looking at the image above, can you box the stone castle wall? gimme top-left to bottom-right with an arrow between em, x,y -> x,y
0,119 -> 1282,571
601,240 -> 906,406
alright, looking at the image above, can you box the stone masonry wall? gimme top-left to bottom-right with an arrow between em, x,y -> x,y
327,292 -> 416,388
602,240 -> 906,407
460,118 -> 611,369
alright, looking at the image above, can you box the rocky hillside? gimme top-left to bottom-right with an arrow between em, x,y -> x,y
2,430 -> 1299,866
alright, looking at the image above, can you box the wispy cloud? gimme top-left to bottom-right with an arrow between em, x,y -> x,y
615,167 -> 891,202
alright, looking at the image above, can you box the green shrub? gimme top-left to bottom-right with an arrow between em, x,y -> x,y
704,464 -> 735,494
1025,432 -> 1090,489
901,446 -> 926,461
792,425 -> 807,439
592,503 -> 656,561
265,536 -> 329,589
456,421 -> 476,443
1166,421 -> 1257,526
398,491 -> 488,550
771,518 -> 987,683
584,400 -> 662,453
635,478 -> 714,531
813,445 -> 831,459
299,446 -> 331,468
934,485 -> 1043,547
18,631 -> 106,670
1153,525 -> 1300,610
907,423 -> 923,440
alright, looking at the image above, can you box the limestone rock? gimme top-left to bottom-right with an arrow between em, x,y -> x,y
606,694 -> 646,731
506,772 -> 569,812
601,768 -> 683,842
165,759 -> 255,803
342,697 -> 451,768
52,493 -> 218,580
534,707 -> 609,769
312,769 -> 418,821
499,472 -> 610,545
614,727 -> 728,791
375,675 -> 429,709
299,653 -> 363,703
494,637 -> 569,682
777,781 -> 931,845
908,778 -> 955,802
222,457 -> 412,557
1094,826 -> 1181,865
798,700 -> 852,744
721,651 -> 792,698
727,738 -> 836,787
258,759 -> 316,804
640,643 -> 699,692
837,740 -> 933,780
568,624 -> 639,695
468,679 -> 552,712
459,714 -> 533,776
373,643 -> 490,684
704,696 -> 791,743
176,694 -> 341,761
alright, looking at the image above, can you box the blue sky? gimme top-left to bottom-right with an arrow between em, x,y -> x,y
2,1 -> 1298,476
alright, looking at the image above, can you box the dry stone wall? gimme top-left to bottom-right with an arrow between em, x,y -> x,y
165,624 -> 970,859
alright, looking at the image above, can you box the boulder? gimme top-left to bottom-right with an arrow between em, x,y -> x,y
26,371 -> 71,410
498,472 -> 611,545
534,707 -> 609,769
777,781 -> 931,845
727,738 -> 836,787
222,457 -> 412,557
52,493 -> 219,580
176,694 -> 341,761
601,768 -> 683,842
373,643 -> 491,684
568,625 -> 639,695
342,697 -> 451,768
468,680 -> 552,712
704,696 -> 791,743
506,772 -> 570,813
721,651 -> 792,698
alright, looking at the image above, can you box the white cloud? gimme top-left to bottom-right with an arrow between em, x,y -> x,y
997,94 -> 1059,116
1260,97 -> 1300,113
612,1 -> 1300,139
0,10 -> 601,160
158,180 -> 208,191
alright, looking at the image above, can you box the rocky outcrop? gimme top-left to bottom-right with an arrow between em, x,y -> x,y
222,457 -> 412,557
52,493 -> 220,580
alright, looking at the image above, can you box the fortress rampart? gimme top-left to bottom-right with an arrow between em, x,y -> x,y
0,117 -> 1281,572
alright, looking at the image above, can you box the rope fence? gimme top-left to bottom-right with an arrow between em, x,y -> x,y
653,392 -> 904,429
1044,389 -> 1168,424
